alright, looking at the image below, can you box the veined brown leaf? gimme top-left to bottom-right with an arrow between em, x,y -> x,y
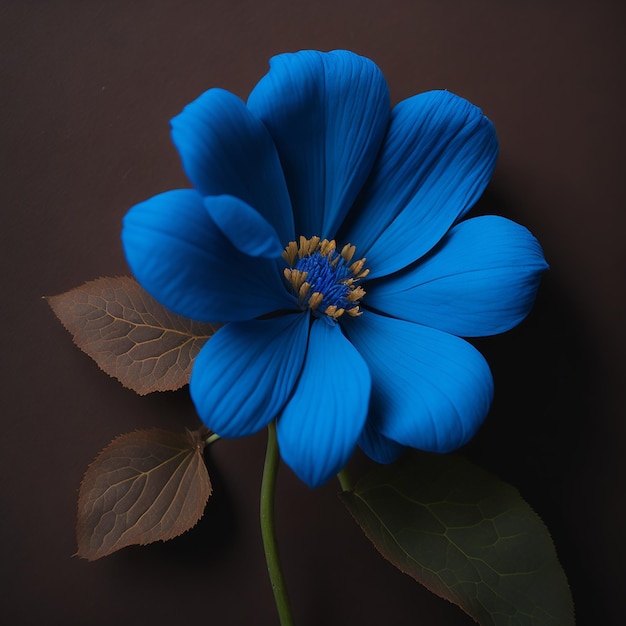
47,276 -> 219,395
77,428 -> 212,560
341,452 -> 575,625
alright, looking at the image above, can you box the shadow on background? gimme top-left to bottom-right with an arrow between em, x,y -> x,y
467,186 -> 612,624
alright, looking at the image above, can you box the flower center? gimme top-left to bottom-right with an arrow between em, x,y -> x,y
282,236 -> 369,319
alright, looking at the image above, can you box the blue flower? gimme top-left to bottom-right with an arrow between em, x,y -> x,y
122,50 -> 547,487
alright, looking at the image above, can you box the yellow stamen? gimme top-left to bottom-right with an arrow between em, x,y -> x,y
281,241 -> 298,266
281,236 -> 369,320
298,282 -> 311,300
323,305 -> 346,319
298,235 -> 307,255
340,243 -> 356,263
308,292 -> 323,310
346,286 -> 366,302
283,269 -> 308,293
319,238 -> 336,256
349,258 -> 366,276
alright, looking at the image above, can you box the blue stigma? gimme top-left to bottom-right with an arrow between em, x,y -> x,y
282,237 -> 367,319
294,250 -> 352,311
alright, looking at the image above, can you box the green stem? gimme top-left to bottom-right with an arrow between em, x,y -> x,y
336,467 -> 354,492
260,421 -> 295,626
205,433 -> 221,445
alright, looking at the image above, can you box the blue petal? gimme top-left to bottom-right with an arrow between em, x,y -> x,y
341,90 -> 498,278
122,189 -> 291,322
204,195 -> 283,258
190,314 -> 309,437
247,50 -> 390,239
344,312 -> 493,452
170,88 -> 294,244
358,420 -> 405,464
277,318 -> 371,487
367,216 -> 548,336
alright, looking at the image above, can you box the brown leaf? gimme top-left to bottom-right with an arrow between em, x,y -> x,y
76,428 -> 212,560
46,276 -> 219,395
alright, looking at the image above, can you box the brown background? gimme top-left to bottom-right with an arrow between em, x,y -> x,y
1,1 -> 624,624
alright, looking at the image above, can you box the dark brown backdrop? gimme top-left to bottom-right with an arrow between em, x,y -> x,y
2,1 -> 624,624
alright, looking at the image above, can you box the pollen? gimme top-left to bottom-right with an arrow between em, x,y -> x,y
281,237 -> 368,319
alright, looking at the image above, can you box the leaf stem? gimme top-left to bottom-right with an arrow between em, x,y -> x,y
260,421 -> 295,626
204,433 -> 221,446
337,467 -> 354,492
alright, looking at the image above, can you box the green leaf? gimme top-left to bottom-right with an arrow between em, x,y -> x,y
76,428 -> 212,560
341,452 -> 574,625
46,276 -> 220,395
